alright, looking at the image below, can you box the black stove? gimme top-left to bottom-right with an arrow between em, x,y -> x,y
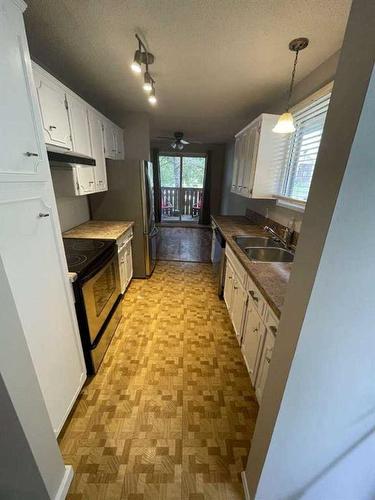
63,238 -> 115,277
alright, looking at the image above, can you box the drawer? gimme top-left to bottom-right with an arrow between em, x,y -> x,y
225,244 -> 247,287
264,306 -> 279,337
246,274 -> 266,318
117,227 -> 133,250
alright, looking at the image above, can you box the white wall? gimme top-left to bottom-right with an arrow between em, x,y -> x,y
220,51 -> 340,228
245,1 -> 375,496
55,194 -> 90,232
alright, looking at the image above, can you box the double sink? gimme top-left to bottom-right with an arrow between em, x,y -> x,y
233,235 -> 294,263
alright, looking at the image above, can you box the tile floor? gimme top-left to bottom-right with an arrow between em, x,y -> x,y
60,262 -> 258,499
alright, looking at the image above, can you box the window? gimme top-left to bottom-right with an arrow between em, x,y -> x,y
277,84 -> 332,204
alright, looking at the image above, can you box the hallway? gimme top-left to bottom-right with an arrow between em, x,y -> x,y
59,262 -> 258,499
156,227 -> 212,263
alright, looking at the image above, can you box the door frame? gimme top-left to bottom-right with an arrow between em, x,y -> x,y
158,152 -> 207,223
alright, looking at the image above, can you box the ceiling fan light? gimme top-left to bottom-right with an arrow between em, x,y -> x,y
131,50 -> 142,73
143,72 -> 152,92
273,112 -> 296,134
177,142 -> 184,150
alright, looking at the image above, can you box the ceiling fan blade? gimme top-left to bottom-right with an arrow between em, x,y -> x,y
180,139 -> 189,145
171,142 -> 177,149
155,136 -> 174,140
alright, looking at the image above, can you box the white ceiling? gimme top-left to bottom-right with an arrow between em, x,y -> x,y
24,0 -> 351,143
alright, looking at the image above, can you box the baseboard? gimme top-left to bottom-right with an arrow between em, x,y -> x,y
241,470 -> 251,500
55,465 -> 73,500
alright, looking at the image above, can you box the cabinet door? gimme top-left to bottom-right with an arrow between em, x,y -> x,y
0,3 -> 46,182
242,125 -> 260,197
75,165 -> 95,195
0,187 -> 86,433
34,70 -> 72,150
116,127 -> 125,160
88,111 -> 107,191
118,246 -> 127,294
103,121 -> 117,159
241,303 -> 266,385
231,137 -> 240,192
125,241 -> 133,285
67,95 -> 92,157
255,328 -> 276,403
224,260 -> 235,312
231,277 -> 247,344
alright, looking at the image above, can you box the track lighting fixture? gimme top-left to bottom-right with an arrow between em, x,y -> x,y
273,37 -> 309,134
131,34 -> 158,105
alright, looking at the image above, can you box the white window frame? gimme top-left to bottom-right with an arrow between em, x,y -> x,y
274,82 -> 334,211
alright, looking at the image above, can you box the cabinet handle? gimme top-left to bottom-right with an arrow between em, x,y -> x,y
234,285 -> 238,290
49,125 -> 57,130
25,152 -> 39,157
249,290 -> 258,302
228,276 -> 232,280
265,355 -> 272,364
38,212 -> 50,218
253,327 -> 258,333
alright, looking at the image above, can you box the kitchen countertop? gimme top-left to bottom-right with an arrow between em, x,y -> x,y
63,220 -> 134,241
212,215 -> 292,318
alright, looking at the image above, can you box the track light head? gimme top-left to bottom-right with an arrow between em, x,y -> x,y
131,49 -> 142,73
148,86 -> 157,105
143,72 -> 152,92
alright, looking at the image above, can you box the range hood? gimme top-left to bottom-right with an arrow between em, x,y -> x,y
47,149 -> 96,166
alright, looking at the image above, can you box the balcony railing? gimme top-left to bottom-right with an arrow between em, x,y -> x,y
161,187 -> 203,221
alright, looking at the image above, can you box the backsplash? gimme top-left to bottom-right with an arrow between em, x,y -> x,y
246,208 -> 299,247
55,195 -> 90,232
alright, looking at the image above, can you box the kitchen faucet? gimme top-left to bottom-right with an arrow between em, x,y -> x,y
264,225 -> 292,249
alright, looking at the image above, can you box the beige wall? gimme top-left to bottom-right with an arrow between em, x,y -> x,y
55,194 -> 90,232
123,112 -> 150,161
220,51 -> 341,229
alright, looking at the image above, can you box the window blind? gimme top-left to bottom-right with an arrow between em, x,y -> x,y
280,91 -> 331,202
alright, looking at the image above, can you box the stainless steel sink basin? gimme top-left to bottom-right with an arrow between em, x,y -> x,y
233,235 -> 279,249
244,247 -> 294,263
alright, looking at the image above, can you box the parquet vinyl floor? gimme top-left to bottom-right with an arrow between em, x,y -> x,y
60,262 -> 258,499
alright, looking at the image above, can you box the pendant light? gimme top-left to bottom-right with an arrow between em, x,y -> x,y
143,72 -> 152,92
273,37 -> 309,134
148,85 -> 157,105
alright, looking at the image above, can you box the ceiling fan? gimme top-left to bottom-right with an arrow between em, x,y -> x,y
155,131 -> 202,150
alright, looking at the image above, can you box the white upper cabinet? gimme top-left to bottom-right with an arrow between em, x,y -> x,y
103,120 -> 117,160
66,94 -> 92,157
115,126 -> 125,160
89,110 -> 107,191
0,2 -> 46,182
231,113 -> 282,199
33,68 -> 72,150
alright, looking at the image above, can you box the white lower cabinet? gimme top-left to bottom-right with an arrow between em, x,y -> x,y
117,230 -> 133,294
255,328 -> 276,403
241,303 -> 266,385
223,244 -> 279,404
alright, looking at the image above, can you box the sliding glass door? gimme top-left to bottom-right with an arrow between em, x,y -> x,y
159,154 -> 206,223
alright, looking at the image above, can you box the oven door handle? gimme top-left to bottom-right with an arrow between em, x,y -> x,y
79,246 -> 117,285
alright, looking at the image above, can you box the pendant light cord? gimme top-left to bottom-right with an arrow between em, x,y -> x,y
286,49 -> 299,111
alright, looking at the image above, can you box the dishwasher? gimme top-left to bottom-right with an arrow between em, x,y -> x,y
211,222 -> 226,297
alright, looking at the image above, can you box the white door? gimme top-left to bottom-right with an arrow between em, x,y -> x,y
34,70 -> 72,150
88,111 -> 107,191
125,241 -> 133,286
231,277 -> 247,343
255,328 -> 276,403
224,260 -> 235,312
0,4 -> 46,182
67,95 -> 92,157
241,303 -> 266,385
0,188 -> 86,433
103,121 -> 117,159
75,165 -> 95,195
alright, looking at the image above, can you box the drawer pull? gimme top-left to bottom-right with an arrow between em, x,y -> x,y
25,151 -> 39,157
249,290 -> 258,302
265,355 -> 272,364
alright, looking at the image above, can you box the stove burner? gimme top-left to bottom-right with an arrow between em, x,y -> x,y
67,254 -> 88,267
72,240 -> 105,252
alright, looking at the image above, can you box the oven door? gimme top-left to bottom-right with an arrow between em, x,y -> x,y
82,250 -> 121,344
